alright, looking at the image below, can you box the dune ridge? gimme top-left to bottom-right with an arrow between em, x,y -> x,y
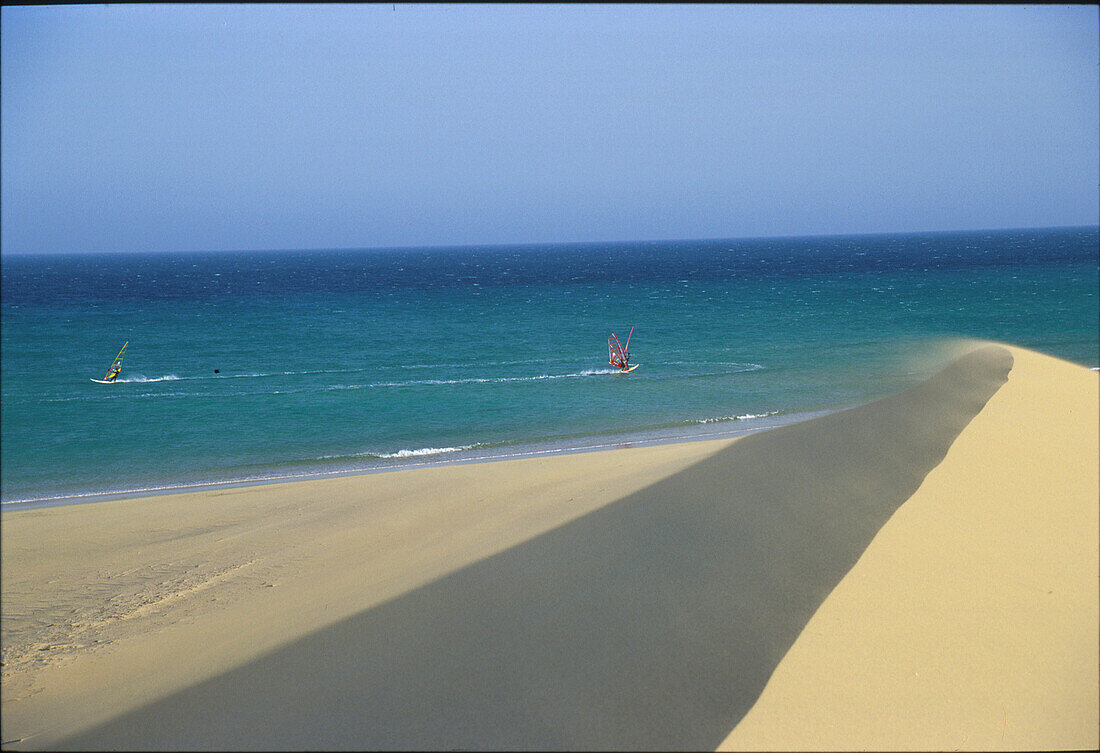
720,343 -> 1099,750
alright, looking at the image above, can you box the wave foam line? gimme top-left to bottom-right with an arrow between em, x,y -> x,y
114,375 -> 181,383
20,364 -> 758,404
115,368 -> 378,383
118,363 -> 589,381
370,369 -> 621,387
377,445 -> 475,459
365,432 -> 767,471
692,411 -> 780,424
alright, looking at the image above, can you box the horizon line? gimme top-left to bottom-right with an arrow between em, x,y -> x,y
2,223 -> 1097,258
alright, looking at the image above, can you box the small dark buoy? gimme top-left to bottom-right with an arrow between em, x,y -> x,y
214,369 -> 220,374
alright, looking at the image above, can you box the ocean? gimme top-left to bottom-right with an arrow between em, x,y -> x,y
2,227 -> 1097,507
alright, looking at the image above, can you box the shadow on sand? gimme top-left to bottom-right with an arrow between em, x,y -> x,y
61,346 -> 1012,751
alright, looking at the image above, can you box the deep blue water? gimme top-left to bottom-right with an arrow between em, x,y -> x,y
2,227 -> 1097,506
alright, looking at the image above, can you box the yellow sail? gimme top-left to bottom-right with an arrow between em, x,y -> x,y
102,341 -> 129,381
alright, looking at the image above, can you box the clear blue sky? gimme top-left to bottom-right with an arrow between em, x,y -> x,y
2,4 -> 1097,254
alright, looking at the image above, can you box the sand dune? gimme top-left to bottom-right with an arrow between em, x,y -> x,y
1,342 -> 1095,750
720,344 -> 1099,750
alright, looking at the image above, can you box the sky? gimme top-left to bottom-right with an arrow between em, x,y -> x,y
2,4 -> 1098,255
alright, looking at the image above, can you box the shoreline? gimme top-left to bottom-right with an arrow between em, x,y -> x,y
2,340 -> 1096,749
1,406 -> 838,511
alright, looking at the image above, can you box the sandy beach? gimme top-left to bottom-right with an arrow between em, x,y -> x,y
2,341 -> 1096,750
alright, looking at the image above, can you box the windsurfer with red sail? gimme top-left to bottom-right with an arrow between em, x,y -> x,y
608,326 -> 636,372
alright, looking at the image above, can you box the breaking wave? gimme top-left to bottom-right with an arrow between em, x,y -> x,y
376,445 -> 475,459
692,411 -> 780,424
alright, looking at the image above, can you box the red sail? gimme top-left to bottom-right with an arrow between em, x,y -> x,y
608,333 -> 627,368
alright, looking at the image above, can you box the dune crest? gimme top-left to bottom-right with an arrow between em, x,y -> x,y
720,344 -> 1099,751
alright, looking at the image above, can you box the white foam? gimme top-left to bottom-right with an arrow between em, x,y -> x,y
693,411 -> 780,424
371,369 -> 621,388
76,363 -> 761,397
377,445 -> 474,458
115,374 -> 180,383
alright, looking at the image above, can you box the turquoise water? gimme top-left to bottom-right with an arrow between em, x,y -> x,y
2,227 -> 1097,506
